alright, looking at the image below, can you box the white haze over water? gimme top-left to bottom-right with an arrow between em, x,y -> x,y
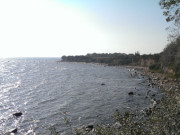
0,0 -> 168,58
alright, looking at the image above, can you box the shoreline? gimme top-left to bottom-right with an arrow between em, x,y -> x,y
65,62 -> 180,134
62,61 -> 179,89
60,61 -> 179,93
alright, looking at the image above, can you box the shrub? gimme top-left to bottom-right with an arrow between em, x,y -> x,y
149,63 -> 161,71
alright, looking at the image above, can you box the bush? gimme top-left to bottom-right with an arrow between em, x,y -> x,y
174,63 -> 180,78
149,63 -> 161,71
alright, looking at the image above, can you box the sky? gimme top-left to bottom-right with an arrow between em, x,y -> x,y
0,0 -> 169,58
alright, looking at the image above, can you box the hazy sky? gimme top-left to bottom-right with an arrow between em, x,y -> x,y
0,0 -> 169,58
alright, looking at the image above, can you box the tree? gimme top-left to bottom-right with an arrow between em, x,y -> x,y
135,51 -> 140,56
159,0 -> 180,40
159,0 -> 180,25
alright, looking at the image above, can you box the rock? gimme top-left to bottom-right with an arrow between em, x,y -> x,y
152,100 -> 157,108
145,108 -> 152,116
147,90 -> 151,96
86,125 -> 94,131
128,92 -> 134,95
101,83 -> 105,86
113,122 -> 122,129
11,128 -> 17,133
13,112 -> 23,117
153,77 -> 159,80
163,80 -> 169,84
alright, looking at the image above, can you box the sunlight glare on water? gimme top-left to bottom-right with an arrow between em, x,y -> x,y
0,58 -> 163,134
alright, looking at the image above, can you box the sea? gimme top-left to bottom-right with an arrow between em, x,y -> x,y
0,58 -> 163,135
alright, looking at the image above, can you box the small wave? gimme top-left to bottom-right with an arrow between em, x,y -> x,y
38,98 -> 57,106
0,59 -> 162,134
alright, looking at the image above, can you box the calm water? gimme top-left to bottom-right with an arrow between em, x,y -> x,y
0,58 -> 162,134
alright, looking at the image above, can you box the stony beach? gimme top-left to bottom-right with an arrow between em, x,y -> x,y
72,66 -> 180,135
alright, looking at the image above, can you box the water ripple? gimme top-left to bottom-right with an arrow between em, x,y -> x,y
0,58 -> 163,134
